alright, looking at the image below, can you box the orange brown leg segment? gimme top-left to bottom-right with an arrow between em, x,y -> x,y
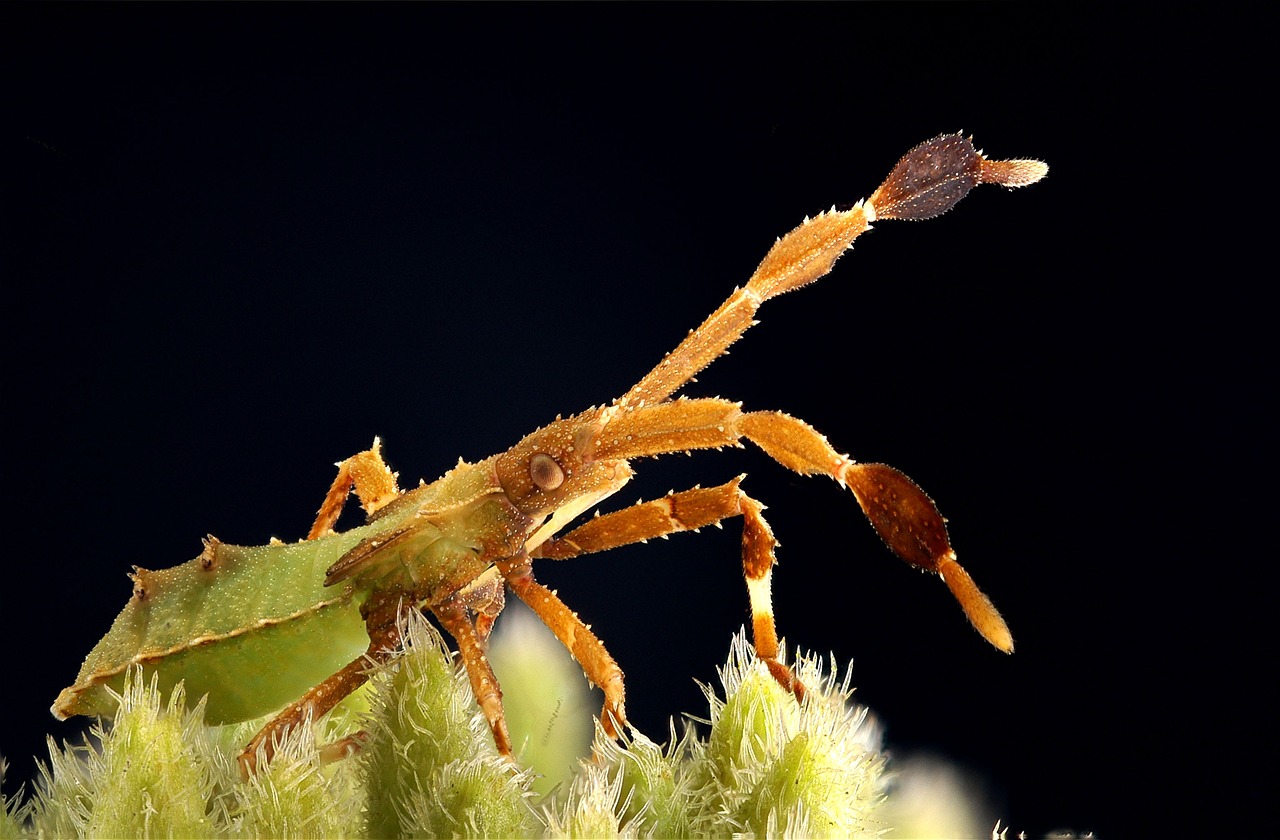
307,438 -> 402,539
499,556 -> 629,739
431,594 -> 514,757
237,592 -> 404,778
618,136 -> 1045,411
533,477 -> 748,561
590,401 -> 1012,652
737,492 -> 805,699
532,478 -> 804,701
741,410 -> 1013,652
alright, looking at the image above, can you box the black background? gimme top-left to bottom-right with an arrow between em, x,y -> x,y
2,5 -> 1263,838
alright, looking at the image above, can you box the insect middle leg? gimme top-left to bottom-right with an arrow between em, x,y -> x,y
531,476 -> 806,701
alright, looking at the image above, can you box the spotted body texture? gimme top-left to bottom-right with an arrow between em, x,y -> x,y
57,529 -> 376,723
54,455 -> 536,724
54,134 -> 1046,774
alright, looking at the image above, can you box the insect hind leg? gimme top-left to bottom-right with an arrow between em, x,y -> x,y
307,437 -> 402,539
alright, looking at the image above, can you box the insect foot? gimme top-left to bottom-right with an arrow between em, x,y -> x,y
54,134 -> 1044,776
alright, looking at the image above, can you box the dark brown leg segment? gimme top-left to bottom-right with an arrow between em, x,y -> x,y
587,401 -> 1012,652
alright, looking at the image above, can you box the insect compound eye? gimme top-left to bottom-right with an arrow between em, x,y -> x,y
529,452 -> 565,491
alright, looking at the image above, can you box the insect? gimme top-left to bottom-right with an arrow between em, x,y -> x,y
53,134 -> 1046,775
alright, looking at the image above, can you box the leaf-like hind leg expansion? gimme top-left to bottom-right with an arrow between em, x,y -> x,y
588,401 -> 1013,652
237,592 -> 404,778
499,556 -> 628,740
532,477 -> 805,701
307,437 -> 403,539
617,135 -> 1046,410
740,410 -> 1014,652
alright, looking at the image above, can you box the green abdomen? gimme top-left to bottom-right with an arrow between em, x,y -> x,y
54,516 -> 410,724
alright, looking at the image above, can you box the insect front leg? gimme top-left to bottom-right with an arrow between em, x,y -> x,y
532,477 -> 806,700
496,554 -> 629,740
431,590 -> 514,758
617,135 -> 1046,410
307,437 -> 402,539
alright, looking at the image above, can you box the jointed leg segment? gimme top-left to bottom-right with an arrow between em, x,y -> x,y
498,555 -> 629,739
307,438 -> 402,539
432,594 -> 514,757
237,590 -> 404,777
743,412 -> 1014,653
533,477 -> 807,701
619,134 -> 1045,410
588,400 -> 1013,653
223,134 -> 1036,776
